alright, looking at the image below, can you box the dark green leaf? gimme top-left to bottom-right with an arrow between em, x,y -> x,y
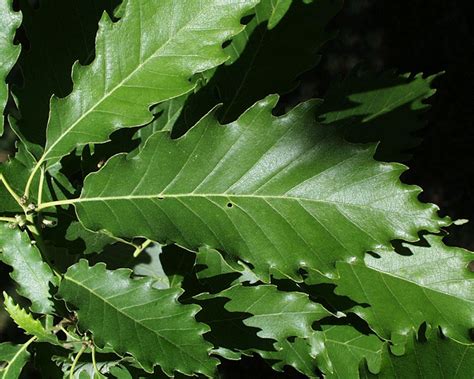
65,221 -> 116,255
313,325 -> 384,378
58,260 -> 217,376
360,332 -> 474,379
75,96 -> 448,281
0,0 -> 21,135
0,224 -> 57,314
332,235 -> 474,343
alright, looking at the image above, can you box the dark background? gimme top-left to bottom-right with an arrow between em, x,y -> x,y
1,0 -> 472,377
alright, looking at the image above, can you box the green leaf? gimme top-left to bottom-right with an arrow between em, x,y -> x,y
212,284 -> 332,341
257,0 -> 293,29
13,0 -> 120,147
332,235 -> 474,344
0,340 -> 33,379
360,332 -> 474,379
313,325 -> 384,379
75,96 -> 447,280
89,242 -> 171,289
172,0 -> 341,136
196,246 -> 259,285
39,0 -> 258,168
138,96 -> 188,139
58,260 -> 217,376
0,0 -> 21,135
65,221 -> 116,255
318,71 -> 440,162
0,224 -> 57,314
197,283 -> 331,375
133,0 -> 324,142
3,292 -> 58,345
259,336 -> 319,377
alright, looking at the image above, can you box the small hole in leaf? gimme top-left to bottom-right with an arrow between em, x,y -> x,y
227,202 -> 233,208
157,196 -> 164,200
366,251 -> 381,259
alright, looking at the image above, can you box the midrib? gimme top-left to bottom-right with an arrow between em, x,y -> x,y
74,192 -> 409,216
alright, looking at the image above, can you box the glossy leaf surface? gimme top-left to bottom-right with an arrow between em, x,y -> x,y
58,260 -> 217,376
76,96 -> 447,280
41,0 -> 258,167
0,224 -> 57,314
333,236 -> 474,343
361,332 -> 474,379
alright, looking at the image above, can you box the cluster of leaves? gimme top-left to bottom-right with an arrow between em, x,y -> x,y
0,0 -> 472,377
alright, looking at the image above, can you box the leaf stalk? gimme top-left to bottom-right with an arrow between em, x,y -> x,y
0,216 -> 17,223
35,198 -> 81,212
133,239 -> 154,257
69,343 -> 87,379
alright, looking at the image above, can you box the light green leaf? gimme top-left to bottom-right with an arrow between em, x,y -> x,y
75,96 -> 447,280
332,235 -> 474,344
318,71 -> 440,162
3,292 -> 58,345
39,0 -> 257,168
0,0 -> 21,135
360,332 -> 474,379
0,224 -> 57,314
132,244 -> 170,289
0,340 -> 33,379
257,0 -> 293,29
58,260 -> 217,376
313,325 -> 384,379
